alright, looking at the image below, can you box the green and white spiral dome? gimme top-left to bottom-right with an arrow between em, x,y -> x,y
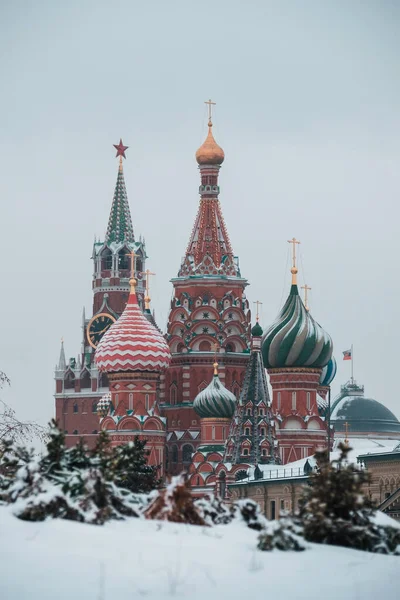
262,283 -> 333,369
193,363 -> 237,419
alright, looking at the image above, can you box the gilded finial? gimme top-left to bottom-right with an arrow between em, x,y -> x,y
301,284 -> 311,311
204,98 -> 216,126
142,269 -> 155,310
253,300 -> 263,322
127,251 -> 137,293
288,237 -> 300,285
196,99 -> 225,165
212,342 -> 219,375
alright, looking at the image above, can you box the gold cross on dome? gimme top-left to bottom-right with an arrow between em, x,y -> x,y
126,251 -> 137,292
126,251 -> 136,274
287,237 -> 300,269
253,300 -> 263,322
142,269 -> 156,310
204,98 -> 216,122
301,284 -> 311,311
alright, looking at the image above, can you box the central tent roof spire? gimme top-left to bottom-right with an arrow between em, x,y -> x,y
178,102 -> 240,277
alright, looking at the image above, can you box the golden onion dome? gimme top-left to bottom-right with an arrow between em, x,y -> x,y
195,120 -> 225,165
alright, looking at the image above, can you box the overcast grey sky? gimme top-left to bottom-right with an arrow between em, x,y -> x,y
0,1 -> 399,428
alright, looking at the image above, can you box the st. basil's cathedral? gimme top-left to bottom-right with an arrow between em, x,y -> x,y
54,104 -> 400,497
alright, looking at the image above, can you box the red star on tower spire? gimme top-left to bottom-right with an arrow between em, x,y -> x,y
113,139 -> 129,159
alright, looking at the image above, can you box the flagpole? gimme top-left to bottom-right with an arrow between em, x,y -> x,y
351,344 -> 354,383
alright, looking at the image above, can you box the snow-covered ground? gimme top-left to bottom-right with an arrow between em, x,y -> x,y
0,506 -> 399,600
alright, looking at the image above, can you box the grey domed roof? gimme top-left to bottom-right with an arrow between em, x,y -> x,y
330,382 -> 400,434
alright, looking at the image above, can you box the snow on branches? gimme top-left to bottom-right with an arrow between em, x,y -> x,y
0,372 -> 47,445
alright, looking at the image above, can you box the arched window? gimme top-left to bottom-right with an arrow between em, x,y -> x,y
292,391 -> 297,410
73,403 -> 78,414
145,393 -> 150,410
64,372 -> 75,390
101,247 -> 113,271
73,429 -> 79,435
171,445 -> 178,463
225,343 -> 234,353
262,448 -> 267,456
92,401 -> 97,413
115,394 -> 119,408
118,249 -> 129,271
259,408 -> 264,416
182,444 -> 194,463
306,392 -> 311,410
80,370 -> 91,389
170,384 -> 177,405
129,393 -> 133,411
260,427 -> 266,436
199,340 -> 211,352
243,448 -> 249,456
247,408 -> 252,416
245,427 -> 250,436
212,425 -> 216,440
135,256 -> 143,273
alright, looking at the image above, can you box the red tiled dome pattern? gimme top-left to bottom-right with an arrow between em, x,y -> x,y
95,292 -> 171,372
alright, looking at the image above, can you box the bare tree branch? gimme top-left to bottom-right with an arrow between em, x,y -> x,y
0,371 -> 47,444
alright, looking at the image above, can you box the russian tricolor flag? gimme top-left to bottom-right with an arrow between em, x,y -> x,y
343,349 -> 352,361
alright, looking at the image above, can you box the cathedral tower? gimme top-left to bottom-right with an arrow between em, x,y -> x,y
95,254 -> 171,474
261,239 -> 333,463
162,103 -> 251,473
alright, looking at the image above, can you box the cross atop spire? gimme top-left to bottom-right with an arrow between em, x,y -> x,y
301,284 -> 311,311
253,300 -> 263,322
142,269 -> 155,311
126,251 -> 137,293
288,237 -> 300,285
204,98 -> 216,124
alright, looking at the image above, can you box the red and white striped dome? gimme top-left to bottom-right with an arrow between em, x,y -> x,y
95,290 -> 171,373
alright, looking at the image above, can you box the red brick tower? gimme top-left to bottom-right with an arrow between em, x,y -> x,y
261,239 -> 333,464
162,105 -> 251,474
55,141 -> 147,446
95,254 -> 171,475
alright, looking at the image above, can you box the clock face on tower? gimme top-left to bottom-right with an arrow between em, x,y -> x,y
86,313 -> 116,349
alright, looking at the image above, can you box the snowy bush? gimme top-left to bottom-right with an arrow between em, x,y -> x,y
233,498 -> 268,531
258,519 -> 306,552
1,421 -> 158,524
194,493 -> 234,525
144,475 -> 207,525
297,443 -> 400,555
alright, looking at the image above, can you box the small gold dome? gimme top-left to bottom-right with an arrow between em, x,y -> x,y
195,120 -> 225,165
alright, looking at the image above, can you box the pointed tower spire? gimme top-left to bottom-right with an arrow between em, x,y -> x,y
105,140 -> 135,244
178,102 -> 237,277
225,322 -> 277,466
58,338 -> 66,370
